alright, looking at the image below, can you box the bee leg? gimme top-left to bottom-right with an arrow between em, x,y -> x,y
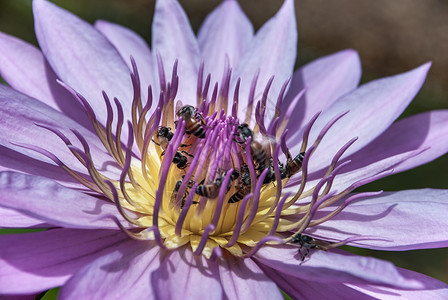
152,139 -> 161,146
181,150 -> 194,158
179,143 -> 191,148
180,192 -> 189,209
194,112 -> 206,125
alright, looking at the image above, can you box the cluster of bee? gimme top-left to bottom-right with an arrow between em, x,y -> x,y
153,105 -> 306,208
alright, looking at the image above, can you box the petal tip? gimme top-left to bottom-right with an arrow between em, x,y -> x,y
32,0 -> 51,13
94,19 -> 108,29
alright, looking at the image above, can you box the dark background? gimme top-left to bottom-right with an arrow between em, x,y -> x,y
1,0 -> 447,293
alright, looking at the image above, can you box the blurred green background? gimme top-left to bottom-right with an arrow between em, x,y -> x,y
1,0 -> 447,298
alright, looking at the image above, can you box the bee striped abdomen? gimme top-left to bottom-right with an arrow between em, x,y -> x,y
186,121 -> 206,138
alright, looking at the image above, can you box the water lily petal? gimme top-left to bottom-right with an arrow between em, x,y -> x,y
259,263 -> 375,300
0,85 -> 116,175
232,0 -> 297,121
343,110 -> 448,174
152,0 -> 200,104
254,246 -> 423,289
151,247 -> 223,299
0,294 -> 39,300
289,62 -> 431,172
0,207 -> 48,228
282,49 -> 361,131
311,189 -> 448,250
291,148 -> 422,194
0,172 -> 126,229
198,0 -> 253,89
0,31 -> 91,129
0,145 -> 82,188
33,0 -> 133,127
59,241 -> 160,299
0,229 -> 128,294
347,267 -> 448,299
95,20 -> 155,103
218,256 -> 282,300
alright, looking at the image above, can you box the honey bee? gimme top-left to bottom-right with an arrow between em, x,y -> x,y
195,175 -> 224,199
196,170 -> 239,199
170,175 -> 198,209
176,105 -> 206,139
280,152 -> 305,179
153,126 -> 174,156
172,151 -> 193,170
235,124 -> 275,184
290,233 -> 327,262
228,166 -> 251,204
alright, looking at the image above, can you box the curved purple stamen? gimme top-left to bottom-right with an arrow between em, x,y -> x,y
224,193 -> 254,248
261,76 -> 274,110
155,51 -> 166,92
209,169 -> 235,228
232,78 -> 241,118
244,70 -> 260,123
243,236 -> 284,258
241,168 -> 268,233
268,192 -> 291,236
175,183 -> 199,236
193,224 -> 216,256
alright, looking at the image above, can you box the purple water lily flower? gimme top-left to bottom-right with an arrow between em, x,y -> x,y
0,0 -> 447,298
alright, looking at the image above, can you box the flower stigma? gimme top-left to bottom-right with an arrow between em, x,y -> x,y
22,57 -> 386,261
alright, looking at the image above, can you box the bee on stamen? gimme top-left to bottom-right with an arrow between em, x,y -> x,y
172,151 -> 193,170
234,123 -> 275,184
280,152 -> 305,179
290,233 -> 327,262
228,166 -> 251,204
153,126 -> 190,157
176,105 -> 206,139
196,170 -> 239,199
170,175 -> 198,209
152,126 -> 174,156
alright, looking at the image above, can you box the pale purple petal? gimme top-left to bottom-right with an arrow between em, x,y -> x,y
151,247 -> 223,299
347,267 -> 448,299
0,31 -> 91,129
152,0 -> 200,104
254,246 -> 423,289
95,20 -> 155,103
0,31 -> 61,109
0,207 -> 48,228
232,0 -> 297,121
0,145 -> 82,188
33,0 -> 133,127
293,148 -> 421,194
218,257 -> 282,300
343,110 -> 448,174
0,85 -> 117,175
59,242 -> 160,299
0,229 -> 128,294
258,263 -> 375,300
311,189 -> 448,250
0,172 -> 126,229
198,0 -> 253,89
282,49 -> 362,131
288,63 -> 431,173
0,294 -> 38,300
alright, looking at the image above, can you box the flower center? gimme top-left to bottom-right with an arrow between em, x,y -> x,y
23,58 -> 383,260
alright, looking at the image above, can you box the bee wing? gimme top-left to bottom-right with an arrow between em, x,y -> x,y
251,132 -> 280,157
169,189 -> 180,209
